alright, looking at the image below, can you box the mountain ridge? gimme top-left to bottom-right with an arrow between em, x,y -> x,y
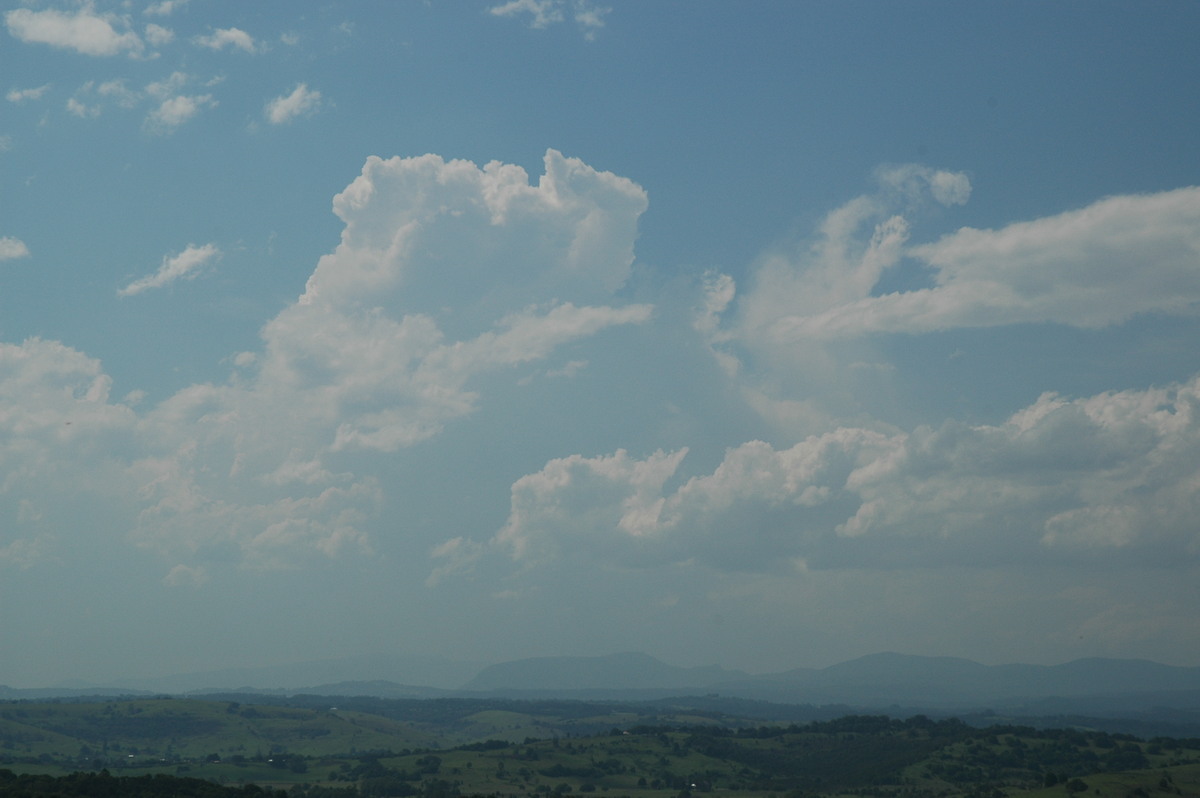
462,651 -> 749,691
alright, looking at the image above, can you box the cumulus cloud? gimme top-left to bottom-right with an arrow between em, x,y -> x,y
262,150 -> 650,454
0,339 -> 140,570
138,150 -> 647,566
144,92 -> 215,133
5,3 -> 143,57
0,150 -> 652,577
6,84 -> 51,103
193,26 -> 256,53
264,83 -> 321,125
144,23 -> 173,46
0,237 -> 30,260
131,71 -> 217,131
298,149 -> 646,313
118,243 -> 220,296
485,375 -> 1200,576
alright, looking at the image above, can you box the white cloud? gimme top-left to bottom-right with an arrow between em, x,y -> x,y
768,186 -> 1200,341
485,374 -> 1200,576
118,243 -> 220,296
0,237 -> 30,260
489,0 -> 610,38
876,163 -> 972,207
124,150 -> 647,567
144,93 -> 215,133
60,75 -> 164,120
1,150 -> 652,577
299,149 -> 646,311
98,78 -> 139,108
66,97 -> 100,118
490,0 -> 565,29
5,3 -> 143,57
494,447 -> 690,563
145,71 -> 188,98
144,23 -> 173,46
144,0 -> 187,16
696,172 -> 1200,439
733,167 -> 968,340
0,536 -> 47,570
194,26 -> 256,53
6,84 -> 51,103
0,339 -> 140,570
571,0 -> 610,39
162,563 -> 207,586
427,537 -> 484,587
264,83 -> 321,125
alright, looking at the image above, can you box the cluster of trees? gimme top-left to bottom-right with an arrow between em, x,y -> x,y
0,768 -> 274,798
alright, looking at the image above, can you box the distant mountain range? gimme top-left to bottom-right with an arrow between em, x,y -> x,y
462,651 -> 748,692
457,651 -> 1200,711
4,651 -> 1200,720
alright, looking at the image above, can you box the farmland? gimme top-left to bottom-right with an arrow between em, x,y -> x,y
2,697 -> 1200,798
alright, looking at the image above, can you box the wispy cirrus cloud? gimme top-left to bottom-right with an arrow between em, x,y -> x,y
489,0 -> 610,39
118,243 -> 220,296
144,0 -> 188,17
752,185 -> 1200,343
490,0 -> 565,29
264,83 -> 321,125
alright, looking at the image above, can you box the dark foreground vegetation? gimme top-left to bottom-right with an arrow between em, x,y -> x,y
2,697 -> 1200,798
0,768 -> 286,798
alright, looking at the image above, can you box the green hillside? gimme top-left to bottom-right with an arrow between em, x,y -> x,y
2,698 -> 1199,798
0,697 -> 437,763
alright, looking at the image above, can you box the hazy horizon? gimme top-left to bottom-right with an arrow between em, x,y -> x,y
17,648 -> 1200,694
3,1 -> 1200,689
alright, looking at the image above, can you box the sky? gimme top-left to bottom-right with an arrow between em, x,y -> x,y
2,0 -> 1200,689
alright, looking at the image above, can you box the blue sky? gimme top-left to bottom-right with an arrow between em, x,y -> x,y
3,0 -> 1200,688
